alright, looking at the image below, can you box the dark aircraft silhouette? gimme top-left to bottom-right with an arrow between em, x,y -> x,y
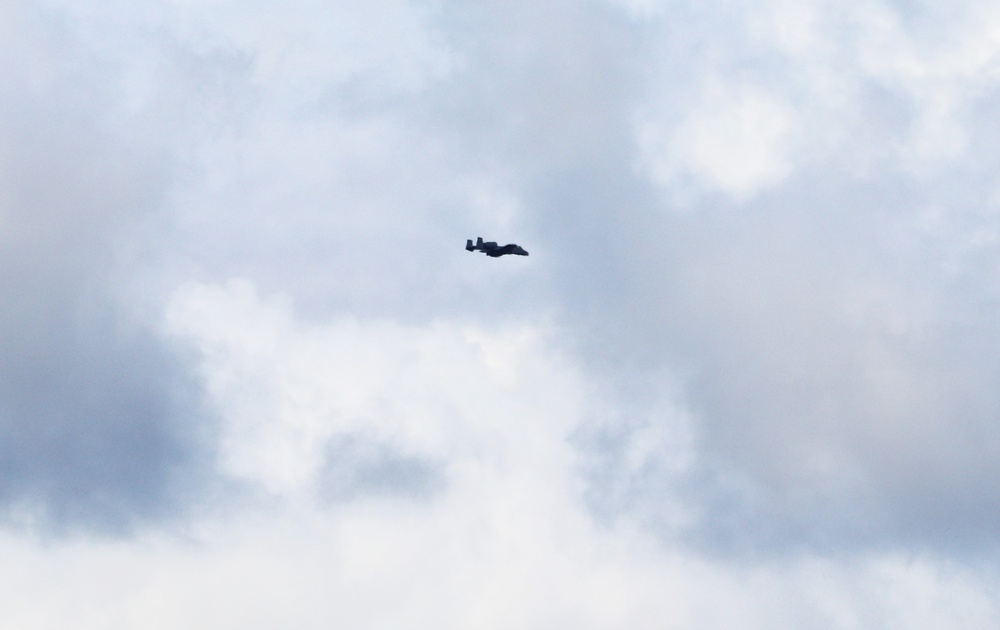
465,237 -> 529,257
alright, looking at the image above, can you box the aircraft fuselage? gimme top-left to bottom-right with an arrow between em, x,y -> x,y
465,237 -> 529,257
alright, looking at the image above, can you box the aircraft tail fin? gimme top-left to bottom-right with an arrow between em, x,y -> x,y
476,237 -> 484,247
466,239 -> 474,251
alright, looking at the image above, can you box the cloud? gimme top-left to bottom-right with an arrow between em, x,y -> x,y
639,84 -> 797,199
163,278 -> 583,499
0,276 -> 995,628
0,0 -> 209,533
512,0 -> 1000,554
6,0 -> 1000,624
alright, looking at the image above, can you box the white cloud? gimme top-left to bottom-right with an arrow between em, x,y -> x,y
640,84 -> 797,199
635,0 -> 1000,200
164,278 -> 583,498
41,0 -> 457,96
0,518 -> 998,627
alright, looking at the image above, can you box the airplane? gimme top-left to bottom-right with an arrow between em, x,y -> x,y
465,237 -> 529,257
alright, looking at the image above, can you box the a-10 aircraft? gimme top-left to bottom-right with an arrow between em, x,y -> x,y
465,237 -> 529,257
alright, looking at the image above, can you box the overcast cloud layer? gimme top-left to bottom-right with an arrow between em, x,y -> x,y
4,0 -> 1000,626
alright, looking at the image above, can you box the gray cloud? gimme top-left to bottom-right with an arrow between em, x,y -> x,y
0,2 -> 211,534
318,434 -> 445,503
560,128 -> 1000,554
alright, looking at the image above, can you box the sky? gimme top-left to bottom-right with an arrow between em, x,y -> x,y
3,0 -> 1000,626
